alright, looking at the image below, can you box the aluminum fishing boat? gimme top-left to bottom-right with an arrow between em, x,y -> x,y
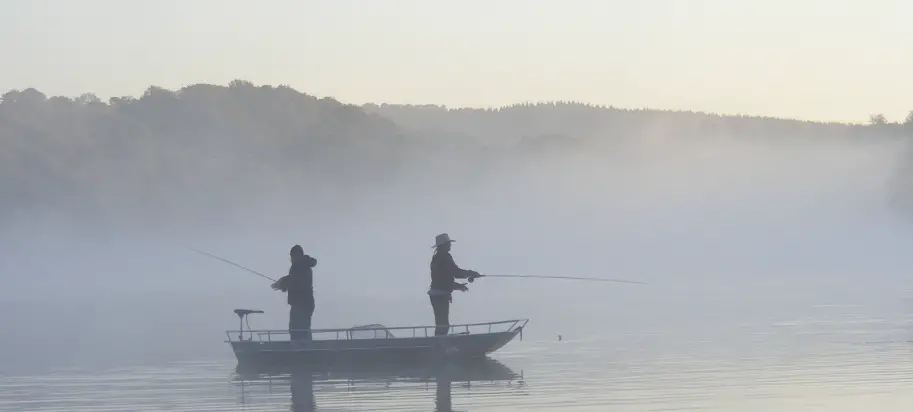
226,309 -> 528,367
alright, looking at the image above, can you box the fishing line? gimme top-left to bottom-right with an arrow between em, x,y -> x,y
480,274 -> 646,285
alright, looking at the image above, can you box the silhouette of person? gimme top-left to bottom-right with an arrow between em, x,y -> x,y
429,234 -> 481,336
272,245 -> 318,340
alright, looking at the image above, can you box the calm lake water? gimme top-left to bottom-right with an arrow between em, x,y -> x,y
2,303 -> 911,412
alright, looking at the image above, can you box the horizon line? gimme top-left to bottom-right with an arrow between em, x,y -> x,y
2,80 -> 909,128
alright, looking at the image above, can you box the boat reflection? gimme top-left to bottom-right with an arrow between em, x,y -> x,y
234,357 -> 524,411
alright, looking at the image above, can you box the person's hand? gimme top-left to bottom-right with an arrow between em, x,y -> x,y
468,271 -> 482,283
455,283 -> 469,292
271,281 -> 281,291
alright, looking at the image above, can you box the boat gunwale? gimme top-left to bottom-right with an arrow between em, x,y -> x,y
225,319 -> 528,343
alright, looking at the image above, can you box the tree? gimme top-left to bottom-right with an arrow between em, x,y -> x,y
76,93 -> 102,105
903,111 -> 913,136
869,113 -> 888,125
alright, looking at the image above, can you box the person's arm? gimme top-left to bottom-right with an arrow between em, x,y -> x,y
441,253 -> 477,279
273,256 -> 315,290
460,269 -> 481,279
272,274 -> 291,291
442,254 -> 474,291
451,280 -> 468,292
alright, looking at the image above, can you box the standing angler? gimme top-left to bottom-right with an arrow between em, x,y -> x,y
272,245 -> 318,341
429,233 -> 481,336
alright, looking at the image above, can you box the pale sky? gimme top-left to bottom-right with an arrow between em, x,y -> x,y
1,0 -> 910,123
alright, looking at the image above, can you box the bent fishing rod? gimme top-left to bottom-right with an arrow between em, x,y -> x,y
476,274 -> 647,285
189,248 -> 277,282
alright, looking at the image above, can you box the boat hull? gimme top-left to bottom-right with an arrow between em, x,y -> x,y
230,329 -> 521,368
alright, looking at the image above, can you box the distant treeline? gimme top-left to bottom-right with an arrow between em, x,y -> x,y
0,79 -> 910,223
374,103 -> 912,145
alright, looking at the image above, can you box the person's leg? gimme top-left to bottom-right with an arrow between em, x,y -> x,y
290,305 -> 312,341
430,296 -> 441,335
441,295 -> 452,335
440,296 -> 450,335
302,301 -> 315,341
431,295 -> 450,336
289,305 -> 300,340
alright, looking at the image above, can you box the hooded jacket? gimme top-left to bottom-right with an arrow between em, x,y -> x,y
275,255 -> 318,306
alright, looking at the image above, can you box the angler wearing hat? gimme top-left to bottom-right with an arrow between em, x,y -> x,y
272,245 -> 318,341
429,233 -> 482,336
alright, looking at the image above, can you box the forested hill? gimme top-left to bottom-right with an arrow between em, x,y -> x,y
364,102 -> 911,147
0,80 -> 910,226
0,81 -> 412,225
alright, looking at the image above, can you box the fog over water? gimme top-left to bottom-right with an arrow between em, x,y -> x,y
1,87 -> 911,382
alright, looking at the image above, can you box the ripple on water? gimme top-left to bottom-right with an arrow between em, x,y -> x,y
1,331 -> 912,411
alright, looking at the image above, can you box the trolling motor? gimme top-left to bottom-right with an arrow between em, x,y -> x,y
234,309 -> 264,341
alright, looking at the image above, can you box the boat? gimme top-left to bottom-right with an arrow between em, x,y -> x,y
226,308 -> 528,368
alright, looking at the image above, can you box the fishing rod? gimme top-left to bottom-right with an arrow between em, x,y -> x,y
190,248 -> 644,285
478,274 -> 646,285
189,248 -> 277,283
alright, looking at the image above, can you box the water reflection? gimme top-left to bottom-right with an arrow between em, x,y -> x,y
290,372 -> 316,412
234,357 -> 524,411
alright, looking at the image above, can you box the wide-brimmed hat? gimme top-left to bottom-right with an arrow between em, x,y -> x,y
433,233 -> 455,248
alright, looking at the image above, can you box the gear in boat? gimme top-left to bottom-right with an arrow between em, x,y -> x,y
233,308 -> 400,341
347,324 -> 396,339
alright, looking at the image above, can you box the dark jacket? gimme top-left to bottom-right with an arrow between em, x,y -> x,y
276,255 -> 317,307
430,250 -> 472,292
